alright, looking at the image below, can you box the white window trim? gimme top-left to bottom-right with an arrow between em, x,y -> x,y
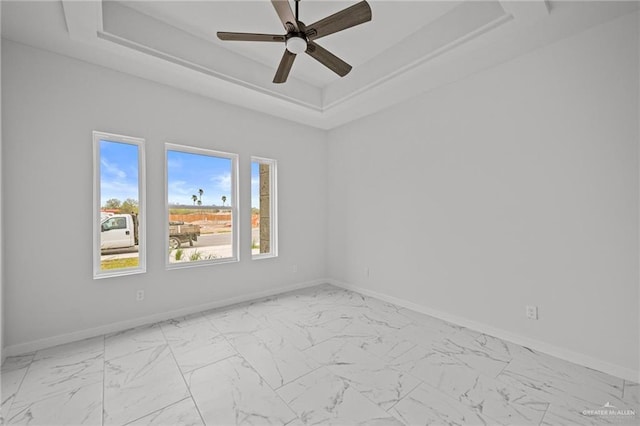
165,143 -> 239,269
93,131 -> 147,279
251,156 -> 278,260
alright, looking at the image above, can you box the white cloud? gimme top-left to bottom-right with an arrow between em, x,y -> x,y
168,180 -> 198,204
212,173 -> 232,192
101,158 -> 126,179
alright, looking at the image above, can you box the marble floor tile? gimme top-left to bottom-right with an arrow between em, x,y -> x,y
9,337 -> 103,406
355,298 -> 413,331
1,354 -> 35,422
399,307 -> 482,337
105,323 -> 167,361
5,339 -> 103,425
204,305 -> 266,337
355,331 -> 417,362
127,397 -> 204,426
186,355 -> 296,425
497,356 -> 626,409
1,354 -> 35,372
473,333 -> 533,362
229,327 -> 319,389
540,399 -> 638,426
6,381 -> 102,426
251,312 -> 335,351
2,368 -> 28,423
160,312 -> 208,331
397,323 -> 510,378
4,284 -> 635,426
245,295 -> 301,319
392,345 -> 547,425
278,367 -> 404,425
161,316 -> 236,374
338,320 -> 418,363
390,382 -> 497,425
2,371 -> 29,422
306,338 -> 420,410
623,381 -> 639,410
103,344 -> 190,426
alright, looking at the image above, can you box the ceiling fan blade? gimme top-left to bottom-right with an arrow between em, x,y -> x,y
271,0 -> 299,33
217,32 -> 285,42
273,50 -> 296,83
305,41 -> 352,77
305,1 -> 371,41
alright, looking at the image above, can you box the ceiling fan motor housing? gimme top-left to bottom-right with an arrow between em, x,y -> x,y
285,34 -> 307,54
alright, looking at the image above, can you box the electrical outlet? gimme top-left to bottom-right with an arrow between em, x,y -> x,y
291,265 -> 298,273
365,267 -> 370,278
136,290 -> 145,301
526,305 -> 538,320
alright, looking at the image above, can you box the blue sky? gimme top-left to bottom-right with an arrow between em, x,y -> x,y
100,140 -> 139,206
101,142 -> 260,208
251,162 -> 260,209
167,150 -> 232,206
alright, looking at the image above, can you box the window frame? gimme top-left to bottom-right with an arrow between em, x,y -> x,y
93,131 -> 146,279
251,156 -> 278,260
165,143 -> 239,269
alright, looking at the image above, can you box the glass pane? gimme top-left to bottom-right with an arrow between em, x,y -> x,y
252,159 -> 275,257
167,149 -> 234,264
98,139 -> 141,273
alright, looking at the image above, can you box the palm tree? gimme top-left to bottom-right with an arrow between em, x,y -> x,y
198,189 -> 205,219
221,195 -> 227,207
191,194 -> 197,205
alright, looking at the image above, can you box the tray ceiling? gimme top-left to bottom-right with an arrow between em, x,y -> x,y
2,1 -> 638,129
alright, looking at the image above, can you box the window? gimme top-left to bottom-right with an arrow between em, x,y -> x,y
166,144 -> 238,267
251,157 -> 277,259
102,217 -> 127,230
93,131 -> 146,279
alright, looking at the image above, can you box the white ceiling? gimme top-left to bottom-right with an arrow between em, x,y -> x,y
2,1 -> 638,129
122,1 -> 463,87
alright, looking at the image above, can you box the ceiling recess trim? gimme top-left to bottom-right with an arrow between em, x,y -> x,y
323,1 -> 513,110
97,30 -> 323,113
46,0 -> 638,129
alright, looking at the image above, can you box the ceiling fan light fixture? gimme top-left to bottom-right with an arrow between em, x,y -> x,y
218,0 -> 372,83
286,36 -> 307,54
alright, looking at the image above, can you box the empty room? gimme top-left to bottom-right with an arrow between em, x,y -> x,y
0,0 -> 638,425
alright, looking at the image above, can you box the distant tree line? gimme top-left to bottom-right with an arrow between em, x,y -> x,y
103,198 -> 139,214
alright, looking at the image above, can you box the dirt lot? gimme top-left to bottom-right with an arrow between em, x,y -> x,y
169,213 -> 259,234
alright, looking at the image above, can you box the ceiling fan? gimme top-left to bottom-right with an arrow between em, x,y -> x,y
217,0 -> 372,83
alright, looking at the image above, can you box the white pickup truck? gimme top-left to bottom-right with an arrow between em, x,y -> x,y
101,214 -> 201,250
100,214 -> 139,250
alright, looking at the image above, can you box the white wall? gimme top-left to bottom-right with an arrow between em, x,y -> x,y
327,12 -> 639,378
2,6 -> 638,382
2,40 -> 327,351
0,3 -> 4,364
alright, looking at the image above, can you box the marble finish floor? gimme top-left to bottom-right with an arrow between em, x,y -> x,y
1,284 -> 638,425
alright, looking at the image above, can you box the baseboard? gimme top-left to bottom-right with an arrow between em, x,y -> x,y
329,279 -> 640,383
4,279 -> 326,357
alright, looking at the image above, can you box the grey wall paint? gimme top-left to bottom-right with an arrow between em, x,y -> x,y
2,10 -> 638,376
0,3 -> 4,362
327,12 -> 639,372
2,40 -> 327,347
